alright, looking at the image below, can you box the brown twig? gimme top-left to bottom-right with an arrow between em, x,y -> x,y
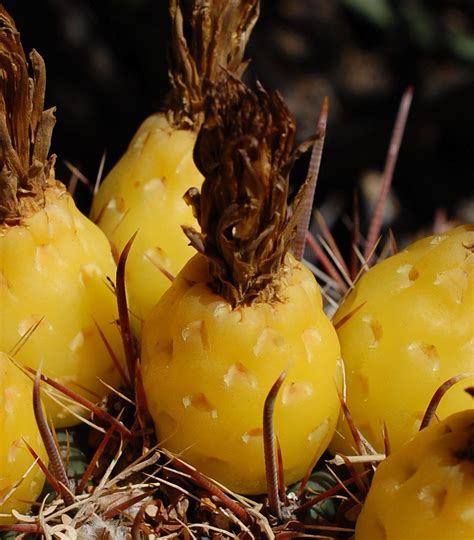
293,97 -> 329,261
93,318 -> 131,388
134,360 -> 152,450
131,502 -> 148,540
0,524 -> 44,534
24,366 -> 131,439
94,151 -> 107,196
315,209 -> 350,279
144,251 -> 175,283
296,472 -> 367,516
364,87 -> 413,260
388,228 -> 398,255
67,171 -> 79,196
23,438 -> 62,496
378,234 -> 394,263
336,387 -> 368,465
338,455 -> 368,494
102,489 -> 157,520
116,232 -> 140,384
276,437 -> 288,505
263,369 -> 288,520
78,423 -> 117,493
33,369 -> 75,506
333,302 -> 366,331
318,233 -> 353,288
420,372 -> 474,430
63,160 -> 93,192
306,231 -> 348,292
169,456 -> 251,526
8,317 -> 44,357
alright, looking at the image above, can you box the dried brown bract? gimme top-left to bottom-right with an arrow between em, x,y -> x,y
0,7 -> 60,225
169,0 -> 259,128
184,77 -> 297,306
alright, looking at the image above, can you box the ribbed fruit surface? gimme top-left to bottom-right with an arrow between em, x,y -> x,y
0,191 -> 125,427
355,409 -> 474,540
90,114 -> 203,332
0,352 -> 48,524
331,224 -> 474,455
142,253 -> 342,494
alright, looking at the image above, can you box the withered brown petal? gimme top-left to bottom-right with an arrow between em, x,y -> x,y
0,6 -> 58,225
191,76 -> 297,306
168,0 -> 259,129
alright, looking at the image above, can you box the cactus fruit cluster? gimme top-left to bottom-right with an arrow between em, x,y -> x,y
0,1 -> 472,537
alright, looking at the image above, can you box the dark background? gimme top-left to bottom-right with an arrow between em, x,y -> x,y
5,0 -> 474,247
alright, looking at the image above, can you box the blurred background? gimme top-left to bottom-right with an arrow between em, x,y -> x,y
5,0 -> 474,247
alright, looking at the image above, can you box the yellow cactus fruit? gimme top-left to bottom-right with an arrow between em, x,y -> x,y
331,224 -> 474,456
355,409 -> 474,540
90,0 -> 259,333
141,78 -> 342,495
90,116 -> 200,330
0,353 -> 48,524
0,8 -> 125,427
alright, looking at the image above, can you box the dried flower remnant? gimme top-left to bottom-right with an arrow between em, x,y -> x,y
90,0 -> 260,333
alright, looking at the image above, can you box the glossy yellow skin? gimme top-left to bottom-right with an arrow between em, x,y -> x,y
0,190 -> 125,427
332,224 -> 474,456
142,252 -> 342,494
0,353 -> 48,524
356,409 -> 474,540
90,114 -> 203,334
